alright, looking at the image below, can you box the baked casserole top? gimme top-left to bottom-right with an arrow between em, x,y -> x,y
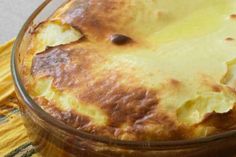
22,0 -> 236,141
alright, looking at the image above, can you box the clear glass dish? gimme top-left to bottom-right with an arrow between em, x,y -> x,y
11,0 -> 236,156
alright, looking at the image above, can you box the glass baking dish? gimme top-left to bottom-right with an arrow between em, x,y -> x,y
11,0 -> 236,156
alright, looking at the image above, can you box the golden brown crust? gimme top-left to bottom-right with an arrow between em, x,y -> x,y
31,44 -> 185,140
50,0 -> 164,45
35,97 -> 91,128
31,43 -> 97,89
22,0 -> 236,141
79,80 -> 159,127
198,106 -> 236,133
52,0 -> 127,41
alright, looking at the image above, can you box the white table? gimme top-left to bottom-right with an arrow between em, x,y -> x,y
0,0 -> 43,44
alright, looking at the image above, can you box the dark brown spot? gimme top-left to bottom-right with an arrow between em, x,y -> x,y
170,79 -> 181,87
31,42 -> 181,140
78,74 -> 159,127
230,14 -> 236,19
212,84 -> 222,92
225,37 -> 234,41
110,34 -> 133,45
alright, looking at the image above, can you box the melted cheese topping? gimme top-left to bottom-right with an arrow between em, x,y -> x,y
22,0 -> 236,141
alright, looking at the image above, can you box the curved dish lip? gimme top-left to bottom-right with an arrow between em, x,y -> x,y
10,0 -> 236,150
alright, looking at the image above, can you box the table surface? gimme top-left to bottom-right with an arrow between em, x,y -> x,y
0,0 -> 43,44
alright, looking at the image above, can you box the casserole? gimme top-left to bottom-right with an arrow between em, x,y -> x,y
11,0 -> 236,156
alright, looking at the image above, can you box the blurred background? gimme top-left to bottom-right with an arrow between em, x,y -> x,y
0,0 -> 43,43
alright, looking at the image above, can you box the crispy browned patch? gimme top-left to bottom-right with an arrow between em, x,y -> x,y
31,46 -> 75,89
32,43 -> 103,90
199,106 -> 236,132
30,42 -> 186,140
32,47 -> 70,77
35,97 -> 91,128
35,94 -> 183,140
26,1 -> 236,141
55,0 -> 132,41
132,113 -> 187,140
79,76 -> 159,127
31,43 -> 164,135
34,97 -> 117,138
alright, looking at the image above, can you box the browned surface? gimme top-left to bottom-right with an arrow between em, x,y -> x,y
22,0 -> 236,141
35,97 -> 91,128
55,0 -> 129,41
197,106 -> 236,138
31,43 -> 185,140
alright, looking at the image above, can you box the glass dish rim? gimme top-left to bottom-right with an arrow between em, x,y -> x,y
11,0 -> 236,149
